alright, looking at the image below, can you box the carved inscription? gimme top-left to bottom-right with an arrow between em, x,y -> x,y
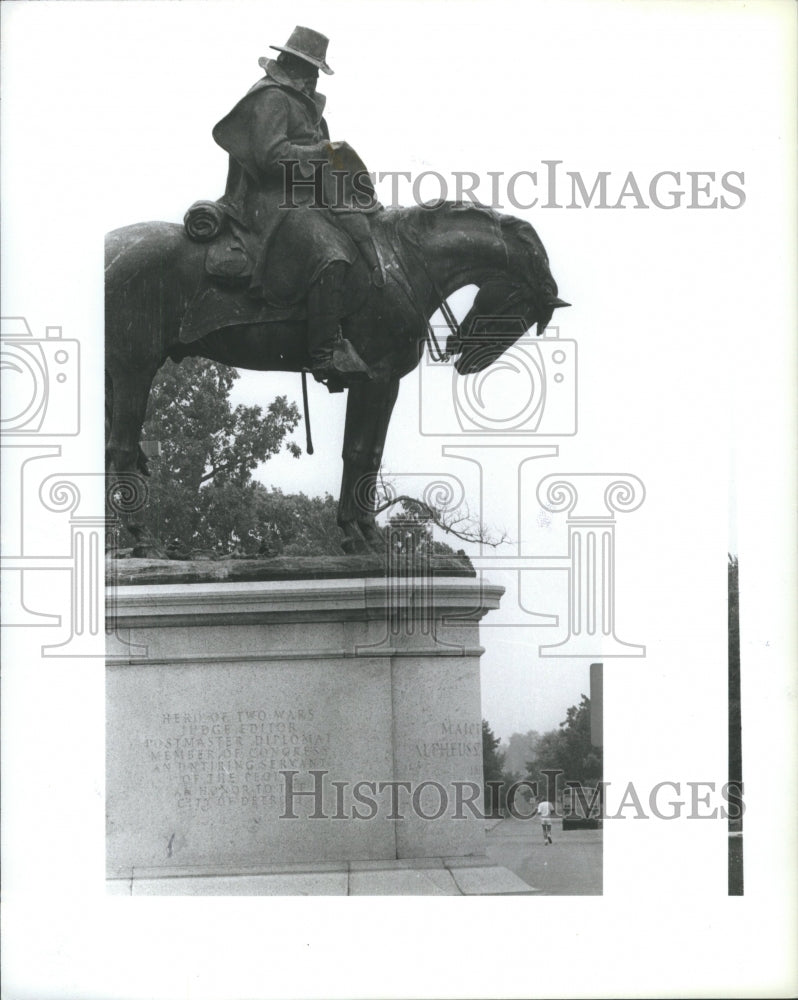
142,708 -> 330,813
415,718 -> 482,760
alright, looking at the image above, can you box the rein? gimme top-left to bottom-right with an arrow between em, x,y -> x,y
432,295 -> 460,361
390,227 -> 460,363
392,222 -> 533,361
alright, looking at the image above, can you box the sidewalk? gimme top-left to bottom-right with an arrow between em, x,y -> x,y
485,816 -> 603,895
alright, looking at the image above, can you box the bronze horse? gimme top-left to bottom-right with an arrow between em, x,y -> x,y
105,202 -> 567,554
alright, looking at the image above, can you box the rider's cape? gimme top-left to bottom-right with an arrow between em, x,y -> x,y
178,68 -> 383,343
211,70 -> 332,288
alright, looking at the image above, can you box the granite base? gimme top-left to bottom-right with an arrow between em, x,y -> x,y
107,566 -> 514,894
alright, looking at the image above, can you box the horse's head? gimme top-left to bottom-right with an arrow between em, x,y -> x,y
450,214 -> 569,375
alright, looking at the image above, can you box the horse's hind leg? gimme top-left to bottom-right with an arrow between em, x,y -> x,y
105,366 -> 157,474
106,365 -> 165,556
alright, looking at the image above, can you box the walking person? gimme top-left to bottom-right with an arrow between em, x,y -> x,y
537,796 -> 555,845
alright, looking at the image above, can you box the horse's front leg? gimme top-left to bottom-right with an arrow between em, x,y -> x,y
338,377 -> 400,554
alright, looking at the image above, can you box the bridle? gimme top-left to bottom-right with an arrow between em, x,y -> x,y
393,217 -> 544,362
299,225 -> 535,456
391,223 -> 536,363
388,230 -> 458,363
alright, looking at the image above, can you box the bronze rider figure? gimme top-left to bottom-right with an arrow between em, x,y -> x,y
212,26 -> 380,387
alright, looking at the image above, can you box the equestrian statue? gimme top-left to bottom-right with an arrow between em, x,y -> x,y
105,27 -> 569,555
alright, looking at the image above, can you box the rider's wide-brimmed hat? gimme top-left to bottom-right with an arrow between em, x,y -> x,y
263,26 -> 333,75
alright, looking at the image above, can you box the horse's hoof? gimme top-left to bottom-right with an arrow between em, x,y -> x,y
362,538 -> 386,558
340,536 -> 372,556
131,544 -> 169,559
356,523 -> 386,557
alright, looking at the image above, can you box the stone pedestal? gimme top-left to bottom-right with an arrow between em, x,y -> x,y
106,562 -> 533,894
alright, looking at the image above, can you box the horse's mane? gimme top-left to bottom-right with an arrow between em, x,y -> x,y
375,201 -> 548,265
377,199 -> 501,233
497,212 -> 550,267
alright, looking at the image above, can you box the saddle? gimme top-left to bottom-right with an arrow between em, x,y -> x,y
180,199 -> 384,345
177,280 -> 305,345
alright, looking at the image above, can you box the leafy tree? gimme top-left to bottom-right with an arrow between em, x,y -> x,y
525,696 -> 602,796
502,730 -> 541,776
483,719 -> 520,816
139,357 -> 301,553
251,487 -> 344,556
482,719 -> 504,814
135,357 -> 465,557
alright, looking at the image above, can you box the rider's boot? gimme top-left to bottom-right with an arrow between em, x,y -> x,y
308,262 -> 373,387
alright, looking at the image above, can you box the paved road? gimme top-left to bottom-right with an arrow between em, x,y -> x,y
486,816 -> 602,895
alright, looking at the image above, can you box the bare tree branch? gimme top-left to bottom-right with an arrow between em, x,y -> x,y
372,481 -> 511,548
199,458 -> 248,484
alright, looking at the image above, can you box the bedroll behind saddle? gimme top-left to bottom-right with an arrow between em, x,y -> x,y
183,200 -> 256,281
